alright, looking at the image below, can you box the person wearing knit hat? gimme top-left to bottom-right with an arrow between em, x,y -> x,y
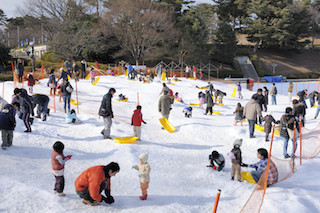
230,139 -> 243,182
132,152 -> 151,200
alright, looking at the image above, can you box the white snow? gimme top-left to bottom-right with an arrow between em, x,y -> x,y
0,76 -> 319,213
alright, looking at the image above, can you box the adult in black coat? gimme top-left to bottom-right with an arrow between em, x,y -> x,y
292,99 -> 306,127
60,79 -> 73,113
280,107 -> 298,158
16,59 -> 24,83
14,88 -> 33,132
99,88 -> 116,139
31,94 -> 50,121
254,89 -> 265,124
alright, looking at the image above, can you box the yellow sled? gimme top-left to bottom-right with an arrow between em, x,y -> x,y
212,111 -> 221,115
167,82 -> 175,85
197,86 -> 207,90
241,172 -> 256,183
312,105 -> 318,108
159,117 -> 176,133
116,97 -> 128,102
231,87 -> 237,97
215,103 -> 224,106
70,98 -> 79,106
114,136 -> 138,144
189,103 -> 199,106
161,72 -> 166,81
187,78 -> 196,80
85,73 -> 91,80
92,76 -> 100,85
255,124 -> 280,136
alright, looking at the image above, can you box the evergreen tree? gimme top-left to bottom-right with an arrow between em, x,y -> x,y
211,21 -> 237,69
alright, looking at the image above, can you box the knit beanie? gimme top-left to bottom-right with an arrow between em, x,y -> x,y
139,152 -> 148,163
233,139 -> 243,148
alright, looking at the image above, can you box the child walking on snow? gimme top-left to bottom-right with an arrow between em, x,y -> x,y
198,92 -> 205,109
230,139 -> 243,182
131,105 -> 146,141
51,141 -> 72,196
133,152 -> 150,200
262,113 -> 278,142
234,103 -> 244,126
90,68 -> 96,84
208,150 -> 225,171
26,74 -> 36,94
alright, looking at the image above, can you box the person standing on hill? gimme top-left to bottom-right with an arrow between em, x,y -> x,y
288,82 -> 293,102
0,104 -> 16,150
297,89 -> 308,109
16,59 -> 24,83
60,79 -> 73,113
244,95 -> 262,138
308,91 -> 318,108
99,88 -> 116,139
192,65 -> 197,79
263,87 -> 269,111
254,89 -> 265,124
158,90 -> 172,121
155,64 -> 163,82
72,60 -> 80,82
131,105 -> 146,141
236,82 -> 243,99
185,65 -> 191,78
81,59 -> 87,79
204,90 -> 214,115
270,83 -> 277,105
48,69 -> 57,95
314,92 -> 320,119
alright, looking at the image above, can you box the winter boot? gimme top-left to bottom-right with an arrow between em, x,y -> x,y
139,194 -> 147,200
82,199 -> 99,206
231,176 -> 234,181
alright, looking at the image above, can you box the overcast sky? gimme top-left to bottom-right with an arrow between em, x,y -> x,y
1,0 -> 214,18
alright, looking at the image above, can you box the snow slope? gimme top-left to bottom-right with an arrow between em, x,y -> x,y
0,76 -> 319,213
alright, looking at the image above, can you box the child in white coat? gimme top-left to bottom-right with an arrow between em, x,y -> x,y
133,152 -> 151,200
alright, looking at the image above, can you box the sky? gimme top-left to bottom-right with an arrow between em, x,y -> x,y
1,0 -> 213,18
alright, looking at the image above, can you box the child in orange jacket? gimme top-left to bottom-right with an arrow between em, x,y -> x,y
131,105 -> 146,141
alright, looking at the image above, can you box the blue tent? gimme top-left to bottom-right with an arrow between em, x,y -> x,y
263,76 -> 284,83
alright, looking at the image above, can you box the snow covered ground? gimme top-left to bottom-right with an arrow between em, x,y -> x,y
0,76 -> 319,213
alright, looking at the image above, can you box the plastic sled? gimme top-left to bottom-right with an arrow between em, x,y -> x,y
197,86 -> 207,90
255,124 -> 264,132
70,98 -> 79,105
67,75 -> 71,80
231,87 -> 237,97
35,81 -> 40,84
187,78 -> 196,80
241,172 -> 256,183
92,77 -> 100,85
161,72 -> 166,81
159,117 -> 176,133
312,105 -> 318,108
215,103 -> 224,106
167,82 -> 175,85
114,136 -> 138,144
212,111 -> 221,115
189,103 -> 199,106
127,79 -> 136,81
85,73 -> 91,80
116,97 -> 128,102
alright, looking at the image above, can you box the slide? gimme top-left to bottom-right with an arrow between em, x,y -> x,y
159,117 -> 176,133
161,72 -> 166,81
70,98 -> 79,106
231,87 -> 237,97
114,136 -> 138,144
92,76 -> 100,85
85,73 -> 91,80
241,172 -> 256,183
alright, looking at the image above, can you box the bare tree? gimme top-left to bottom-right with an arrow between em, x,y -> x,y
102,0 -> 177,65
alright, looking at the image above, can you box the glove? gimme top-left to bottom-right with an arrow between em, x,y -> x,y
66,155 -> 72,160
31,112 -> 35,117
111,114 -> 114,118
102,195 -> 114,204
241,163 -> 248,167
131,122 -> 133,126
143,121 -> 147,124
212,166 -> 217,170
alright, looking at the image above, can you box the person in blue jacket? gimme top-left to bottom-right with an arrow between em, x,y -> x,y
0,104 -> 17,149
66,109 -> 79,124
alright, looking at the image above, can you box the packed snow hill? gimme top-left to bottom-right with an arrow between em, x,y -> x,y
0,75 -> 320,213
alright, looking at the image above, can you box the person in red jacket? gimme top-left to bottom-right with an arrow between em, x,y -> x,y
51,141 -> 72,196
131,105 -> 147,141
26,74 -> 36,94
75,162 -> 120,206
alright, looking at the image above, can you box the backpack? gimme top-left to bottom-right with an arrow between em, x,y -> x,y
66,83 -> 73,93
274,87 -> 277,95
